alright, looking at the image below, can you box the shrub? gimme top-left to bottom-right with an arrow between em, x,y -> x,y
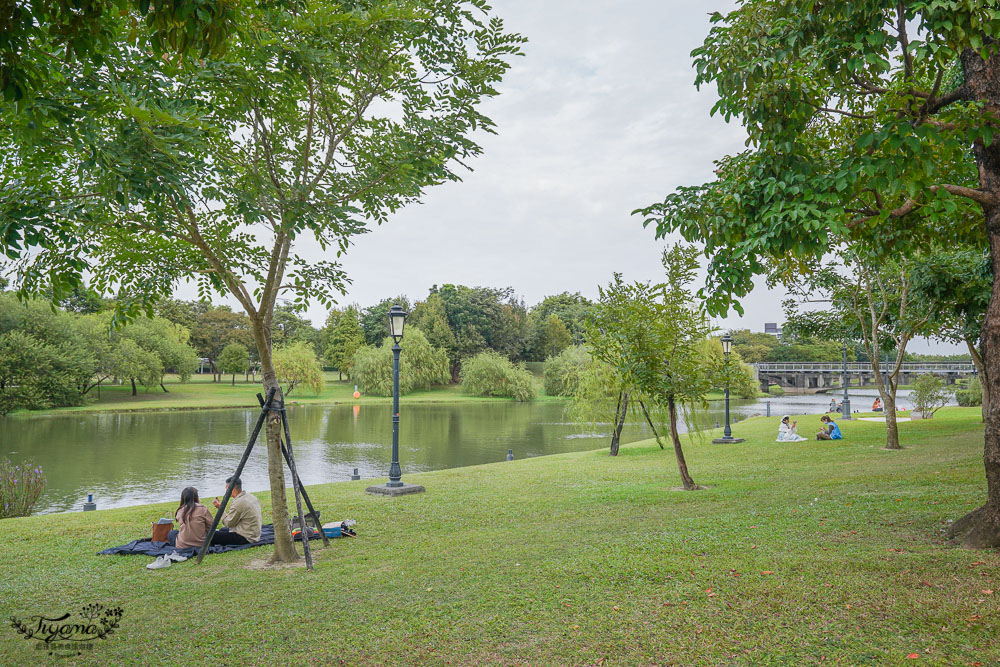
768,384 -> 785,396
273,341 -> 324,396
349,328 -> 449,397
956,376 -> 983,407
460,350 -> 536,401
1,459 -> 46,519
543,345 -> 590,396
911,374 -> 952,418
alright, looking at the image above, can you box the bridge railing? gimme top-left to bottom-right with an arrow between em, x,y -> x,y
755,362 -> 975,373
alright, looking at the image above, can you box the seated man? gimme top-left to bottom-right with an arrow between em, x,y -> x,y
212,476 -> 262,545
816,414 -> 843,441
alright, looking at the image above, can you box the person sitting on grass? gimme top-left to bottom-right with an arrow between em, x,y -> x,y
828,399 -> 837,412
816,414 -> 843,441
777,415 -> 807,442
211,476 -> 262,545
872,397 -> 883,412
167,487 -> 213,548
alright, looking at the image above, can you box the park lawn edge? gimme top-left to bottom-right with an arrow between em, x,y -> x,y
1,407 -> 997,665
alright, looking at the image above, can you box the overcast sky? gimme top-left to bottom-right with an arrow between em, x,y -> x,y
178,0 -> 957,352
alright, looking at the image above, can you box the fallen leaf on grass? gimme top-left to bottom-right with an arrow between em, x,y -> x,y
906,653 -> 919,659
750,544 -> 758,549
573,625 -> 579,630
921,582 -> 933,587
981,589 -> 994,595
761,571 -> 774,575
613,605 -> 620,611
970,561 -> 986,566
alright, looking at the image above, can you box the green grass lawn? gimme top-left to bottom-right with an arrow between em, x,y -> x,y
35,372 -> 566,414
2,408 -> 998,664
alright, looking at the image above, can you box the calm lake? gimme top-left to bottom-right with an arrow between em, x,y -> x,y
2,388 -> 917,514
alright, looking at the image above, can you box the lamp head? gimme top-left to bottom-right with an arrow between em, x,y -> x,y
720,333 -> 733,355
388,305 -> 408,343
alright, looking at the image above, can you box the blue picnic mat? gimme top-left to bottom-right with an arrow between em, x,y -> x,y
98,524 -> 322,557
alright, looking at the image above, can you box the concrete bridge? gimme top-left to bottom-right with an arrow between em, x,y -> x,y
754,362 -> 976,394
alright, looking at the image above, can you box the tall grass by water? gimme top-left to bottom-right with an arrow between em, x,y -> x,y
0,458 -> 45,518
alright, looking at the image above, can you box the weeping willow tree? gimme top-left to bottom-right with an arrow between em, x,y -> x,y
581,244 -> 717,490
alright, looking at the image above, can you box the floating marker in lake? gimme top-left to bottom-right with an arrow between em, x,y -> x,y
351,468 -> 360,481
506,449 -> 514,461
83,494 -> 96,512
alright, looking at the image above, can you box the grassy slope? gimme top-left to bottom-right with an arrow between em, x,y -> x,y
2,408 -> 998,665
30,372 -> 565,415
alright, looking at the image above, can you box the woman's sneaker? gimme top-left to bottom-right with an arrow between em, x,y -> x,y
146,555 -> 171,570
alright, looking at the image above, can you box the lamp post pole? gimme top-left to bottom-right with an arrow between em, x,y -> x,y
723,347 -> 733,440
388,339 -> 403,487
841,344 -> 852,420
366,305 -> 425,496
712,333 -> 744,444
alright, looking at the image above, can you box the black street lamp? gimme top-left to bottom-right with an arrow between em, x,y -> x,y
841,343 -> 852,420
366,305 -> 425,496
713,333 -> 744,444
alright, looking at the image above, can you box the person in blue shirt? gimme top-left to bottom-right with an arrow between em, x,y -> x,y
816,415 -> 843,440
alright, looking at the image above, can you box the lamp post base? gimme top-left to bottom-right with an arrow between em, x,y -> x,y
711,437 -> 745,444
366,483 -> 426,497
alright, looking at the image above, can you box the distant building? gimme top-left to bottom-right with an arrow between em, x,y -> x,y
764,322 -> 783,341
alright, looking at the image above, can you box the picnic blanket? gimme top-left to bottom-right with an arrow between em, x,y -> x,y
98,524 -> 322,558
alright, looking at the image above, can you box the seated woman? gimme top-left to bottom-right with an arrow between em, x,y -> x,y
872,397 -> 883,412
828,399 -> 837,413
816,415 -> 843,440
167,487 -> 214,549
777,415 -> 807,442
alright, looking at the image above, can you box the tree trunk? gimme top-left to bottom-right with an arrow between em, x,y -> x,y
130,378 -> 137,396
610,391 -> 629,456
251,319 -> 298,563
948,47 -> 1000,548
160,382 -> 168,393
232,373 -> 236,386
882,389 -> 900,450
338,369 -> 342,381
639,400 -> 665,449
668,396 -> 698,490
967,339 -> 989,423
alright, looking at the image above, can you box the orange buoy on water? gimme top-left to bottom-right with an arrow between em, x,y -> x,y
353,385 -> 361,399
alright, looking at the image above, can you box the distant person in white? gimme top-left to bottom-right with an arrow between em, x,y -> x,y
777,415 -> 807,442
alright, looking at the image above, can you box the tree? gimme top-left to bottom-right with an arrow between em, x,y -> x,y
188,308 -> 254,382
273,342 -> 323,397
529,292 -> 594,348
408,294 -> 456,363
360,298 -> 412,347
110,338 -> 162,396
219,343 -> 249,386
323,306 -> 364,381
911,374 -> 952,419
540,315 -> 572,360
2,1 -> 524,562
586,245 -> 715,490
431,285 -> 530,379
700,338 -> 759,400
459,349 -> 535,401
730,329 -> 781,364
272,304 -> 322,356
0,1 -> 234,105
911,248 -> 991,421
0,294 -> 94,409
543,345 -> 590,396
635,3 -> 1000,546
784,253 -> 936,450
349,328 -> 449,397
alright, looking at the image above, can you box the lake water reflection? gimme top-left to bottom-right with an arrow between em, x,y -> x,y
2,388 -> 929,513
